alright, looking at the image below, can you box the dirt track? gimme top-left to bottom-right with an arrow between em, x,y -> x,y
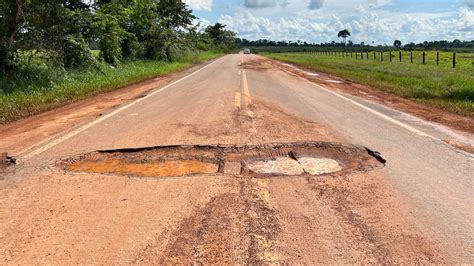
0,54 -> 472,263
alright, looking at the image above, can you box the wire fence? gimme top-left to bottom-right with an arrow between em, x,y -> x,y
294,50 -> 474,69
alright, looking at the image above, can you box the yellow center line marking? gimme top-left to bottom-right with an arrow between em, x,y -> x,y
234,92 -> 242,108
242,70 -> 252,105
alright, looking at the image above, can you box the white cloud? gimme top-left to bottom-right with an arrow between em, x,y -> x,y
219,6 -> 474,44
185,0 -> 213,11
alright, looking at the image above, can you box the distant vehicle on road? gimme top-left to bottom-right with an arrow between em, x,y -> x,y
243,48 -> 251,54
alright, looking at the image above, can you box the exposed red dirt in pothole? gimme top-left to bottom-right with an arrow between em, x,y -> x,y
68,159 -> 219,177
61,142 -> 385,178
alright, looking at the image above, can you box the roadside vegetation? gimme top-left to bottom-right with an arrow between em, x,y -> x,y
0,1 -> 237,124
264,52 -> 474,117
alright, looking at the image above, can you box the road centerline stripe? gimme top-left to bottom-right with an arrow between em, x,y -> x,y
235,92 -> 242,108
242,70 -> 252,106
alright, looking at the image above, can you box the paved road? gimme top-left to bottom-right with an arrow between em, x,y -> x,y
1,54 -> 472,263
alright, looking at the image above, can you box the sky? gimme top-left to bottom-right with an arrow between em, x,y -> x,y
184,0 -> 474,45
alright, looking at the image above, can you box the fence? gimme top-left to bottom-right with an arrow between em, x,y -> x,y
299,50 -> 470,69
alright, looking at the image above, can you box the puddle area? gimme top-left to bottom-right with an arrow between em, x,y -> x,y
61,142 -> 385,178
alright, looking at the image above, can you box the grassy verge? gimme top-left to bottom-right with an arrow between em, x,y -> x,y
263,52 -> 474,118
0,51 -> 222,124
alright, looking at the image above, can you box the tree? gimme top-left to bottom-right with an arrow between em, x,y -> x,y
337,29 -> 350,45
204,23 -> 236,51
0,0 -> 22,75
0,0 -> 239,78
394,40 -> 402,48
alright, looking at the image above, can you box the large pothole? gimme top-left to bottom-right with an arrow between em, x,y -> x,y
60,142 -> 385,178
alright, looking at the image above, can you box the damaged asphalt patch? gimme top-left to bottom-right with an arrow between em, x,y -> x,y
60,142 -> 385,178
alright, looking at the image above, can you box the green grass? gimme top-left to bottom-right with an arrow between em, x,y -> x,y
263,52 -> 474,117
0,51 -> 222,124
349,50 -> 473,70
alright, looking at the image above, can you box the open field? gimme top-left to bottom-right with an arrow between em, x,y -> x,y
0,52 -> 222,124
263,52 -> 474,117
254,47 -> 473,69
299,50 -> 474,70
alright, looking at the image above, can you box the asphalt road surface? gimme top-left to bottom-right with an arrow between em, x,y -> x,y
1,54 -> 473,264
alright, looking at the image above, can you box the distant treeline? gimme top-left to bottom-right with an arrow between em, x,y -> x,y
238,39 -> 474,52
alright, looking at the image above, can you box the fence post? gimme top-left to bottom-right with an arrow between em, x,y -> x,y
381,51 -> 383,61
399,51 -> 402,62
389,51 -> 392,62
410,51 -> 413,63
437,51 -> 439,65
453,52 -> 456,68
374,51 -> 376,60
423,52 -> 426,65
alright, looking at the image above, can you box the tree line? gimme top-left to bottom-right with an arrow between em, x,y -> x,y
238,38 -> 474,50
0,0 -> 237,77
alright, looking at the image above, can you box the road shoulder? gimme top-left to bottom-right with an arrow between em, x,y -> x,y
0,58 -> 222,157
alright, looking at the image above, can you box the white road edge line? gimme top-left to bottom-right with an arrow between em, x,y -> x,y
280,67 -> 474,159
19,56 -> 227,160
280,68 -> 435,139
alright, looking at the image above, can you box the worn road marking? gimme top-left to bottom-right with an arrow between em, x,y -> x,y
279,68 -> 435,139
235,92 -> 242,108
242,70 -> 252,106
277,66 -> 474,158
19,56 -> 226,160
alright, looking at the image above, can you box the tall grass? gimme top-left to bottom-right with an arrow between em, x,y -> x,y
264,52 -> 474,117
0,51 -> 222,124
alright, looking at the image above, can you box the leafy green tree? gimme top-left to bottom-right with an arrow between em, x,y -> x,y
205,23 -> 237,51
0,0 -> 22,75
7,0 -> 96,68
394,40 -> 402,48
0,0 -> 238,77
337,29 -> 351,45
143,0 -> 195,60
